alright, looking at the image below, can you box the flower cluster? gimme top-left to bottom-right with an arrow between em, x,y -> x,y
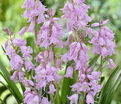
36,10 -> 64,48
62,0 -> 91,31
22,0 -> 47,33
5,37 -> 34,82
4,0 -> 116,104
69,70 -> 102,104
91,19 -> 116,58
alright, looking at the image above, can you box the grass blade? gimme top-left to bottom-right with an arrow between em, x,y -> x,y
0,60 -> 23,103
61,60 -> 76,104
98,66 -> 121,104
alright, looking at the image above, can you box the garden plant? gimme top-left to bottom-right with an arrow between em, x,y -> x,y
0,0 -> 121,104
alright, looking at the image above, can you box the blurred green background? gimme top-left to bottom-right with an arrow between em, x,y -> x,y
0,0 -> 121,104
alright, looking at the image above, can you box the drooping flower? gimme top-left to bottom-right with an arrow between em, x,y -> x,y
22,0 -> 47,33
24,88 -> 40,104
41,97 -> 51,104
61,0 -> 92,31
18,27 -> 26,36
68,94 -> 78,104
10,54 -> 23,70
3,27 -> 13,36
25,59 -> 34,72
56,59 -> 62,69
36,13 -> 64,49
12,37 -> 26,47
5,46 -> 16,56
62,42 -> 88,71
108,58 -> 116,69
91,19 -> 116,58
35,63 -> 60,89
71,69 -> 102,103
11,71 -> 18,82
87,71 -> 101,81
48,83 -> 56,94
64,66 -> 73,78
18,70 -> 25,82
86,93 -> 94,104
20,46 -> 33,58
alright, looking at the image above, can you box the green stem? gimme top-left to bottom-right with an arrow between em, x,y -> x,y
35,16 -> 37,40
55,83 -> 61,104
81,92 -> 86,104
99,56 -> 103,72
75,70 -> 79,82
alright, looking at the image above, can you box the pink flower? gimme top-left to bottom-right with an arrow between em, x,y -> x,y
91,19 -> 115,58
80,82 -> 90,92
67,34 -> 73,45
108,59 -> 116,69
49,50 -> 54,62
91,19 -> 109,27
87,71 -> 101,81
36,15 -> 64,48
5,46 -> 15,56
68,94 -> 78,104
24,88 -> 39,104
28,20 -> 35,32
56,59 -> 62,69
23,80 -> 34,87
86,93 -> 94,104
18,27 -> 26,36
22,0 -> 46,33
3,27 -> 13,36
64,66 -> 73,78
12,38 -> 26,46
79,74 -> 85,82
10,54 -> 23,70
48,84 -> 56,94
32,95 -> 39,104
18,70 -> 24,82
62,0 -> 91,31
41,97 -> 51,104
20,46 -> 33,58
35,63 -> 60,89
25,59 -> 34,72
11,71 -> 18,82
90,81 -> 102,93
71,83 -> 81,93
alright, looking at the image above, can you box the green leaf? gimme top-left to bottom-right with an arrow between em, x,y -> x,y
98,66 -> 121,104
61,60 -> 76,104
0,86 -> 7,96
1,45 -> 10,61
0,98 -> 5,104
0,60 -> 23,103
0,81 -> 12,103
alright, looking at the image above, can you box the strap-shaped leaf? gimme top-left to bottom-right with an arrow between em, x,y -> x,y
0,98 -> 5,104
98,66 -> 121,104
1,46 -> 10,61
0,60 -> 23,103
61,60 -> 76,104
0,86 -> 7,96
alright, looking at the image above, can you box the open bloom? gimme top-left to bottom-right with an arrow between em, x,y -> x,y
68,94 -> 78,104
91,19 -> 116,58
86,93 -> 94,104
108,58 -> 116,69
48,83 -> 56,94
62,0 -> 91,31
64,66 -> 73,78
10,54 -> 23,70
